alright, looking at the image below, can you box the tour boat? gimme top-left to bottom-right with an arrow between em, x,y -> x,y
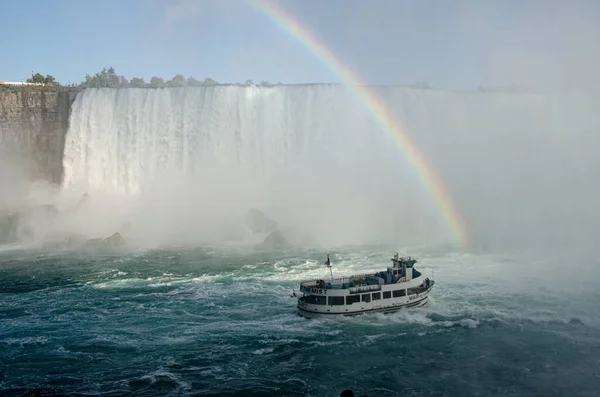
296,254 -> 434,318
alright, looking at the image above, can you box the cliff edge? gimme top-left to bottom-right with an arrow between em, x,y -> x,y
0,90 -> 78,185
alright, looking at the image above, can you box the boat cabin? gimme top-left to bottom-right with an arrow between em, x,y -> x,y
388,255 -> 417,282
300,256 -> 422,294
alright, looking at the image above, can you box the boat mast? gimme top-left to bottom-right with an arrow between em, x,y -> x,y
326,254 -> 334,280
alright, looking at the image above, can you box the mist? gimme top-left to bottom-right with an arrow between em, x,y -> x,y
401,89 -> 600,255
2,1 -> 599,257
2,87 -> 598,256
0,143 -> 63,246
0,145 -> 29,209
26,85 -> 590,256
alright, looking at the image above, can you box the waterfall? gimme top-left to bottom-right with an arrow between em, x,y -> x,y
61,86 -> 600,249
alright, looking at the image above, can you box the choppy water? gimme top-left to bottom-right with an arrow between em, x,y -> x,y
1,245 -> 599,396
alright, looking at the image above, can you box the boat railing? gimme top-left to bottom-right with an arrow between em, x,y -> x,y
300,273 -> 385,291
348,284 -> 381,294
300,280 -> 321,289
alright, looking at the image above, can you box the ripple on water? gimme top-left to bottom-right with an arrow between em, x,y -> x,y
0,247 -> 599,396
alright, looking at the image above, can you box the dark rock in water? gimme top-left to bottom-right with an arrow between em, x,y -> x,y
260,229 -> 289,248
105,232 -> 125,247
82,232 -> 126,250
245,208 -> 278,234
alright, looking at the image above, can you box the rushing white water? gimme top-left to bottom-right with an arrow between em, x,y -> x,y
61,86 -> 600,250
63,86 -> 388,194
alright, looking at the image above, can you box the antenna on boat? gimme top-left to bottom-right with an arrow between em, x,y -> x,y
325,254 -> 334,281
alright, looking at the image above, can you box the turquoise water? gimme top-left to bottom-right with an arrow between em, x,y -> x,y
1,245 -> 599,396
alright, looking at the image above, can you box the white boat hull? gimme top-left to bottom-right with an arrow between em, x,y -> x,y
297,289 -> 432,319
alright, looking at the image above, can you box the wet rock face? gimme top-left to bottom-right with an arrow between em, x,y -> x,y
0,90 -> 77,184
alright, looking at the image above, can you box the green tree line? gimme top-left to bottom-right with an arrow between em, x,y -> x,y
78,67 -> 277,88
3,67 -> 279,90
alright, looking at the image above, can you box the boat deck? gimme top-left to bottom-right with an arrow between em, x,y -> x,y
300,269 -> 422,291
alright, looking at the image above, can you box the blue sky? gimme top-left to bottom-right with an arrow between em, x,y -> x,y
1,0 -> 599,90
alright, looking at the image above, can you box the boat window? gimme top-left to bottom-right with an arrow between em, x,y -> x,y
346,295 -> 360,305
372,292 -> 381,300
392,289 -> 406,297
361,293 -> 371,303
328,296 -> 345,306
305,295 -> 326,305
382,291 -> 391,299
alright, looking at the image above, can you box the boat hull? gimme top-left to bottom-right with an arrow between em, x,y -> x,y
297,295 -> 429,319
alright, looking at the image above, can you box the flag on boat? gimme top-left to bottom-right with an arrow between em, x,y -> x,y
324,255 -> 331,267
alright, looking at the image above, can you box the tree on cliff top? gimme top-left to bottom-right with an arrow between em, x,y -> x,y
149,77 -> 166,88
27,73 -> 56,85
167,74 -> 187,87
76,67 -> 219,88
79,67 -> 128,88
129,77 -> 147,88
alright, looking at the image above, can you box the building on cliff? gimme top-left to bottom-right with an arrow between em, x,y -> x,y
0,81 -> 56,86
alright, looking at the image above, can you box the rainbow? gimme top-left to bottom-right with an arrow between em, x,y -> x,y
250,0 -> 470,249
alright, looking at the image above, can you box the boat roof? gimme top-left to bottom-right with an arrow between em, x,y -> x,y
392,255 -> 416,262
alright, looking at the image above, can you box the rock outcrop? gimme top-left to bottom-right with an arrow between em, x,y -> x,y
260,229 -> 289,248
81,232 -> 126,250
